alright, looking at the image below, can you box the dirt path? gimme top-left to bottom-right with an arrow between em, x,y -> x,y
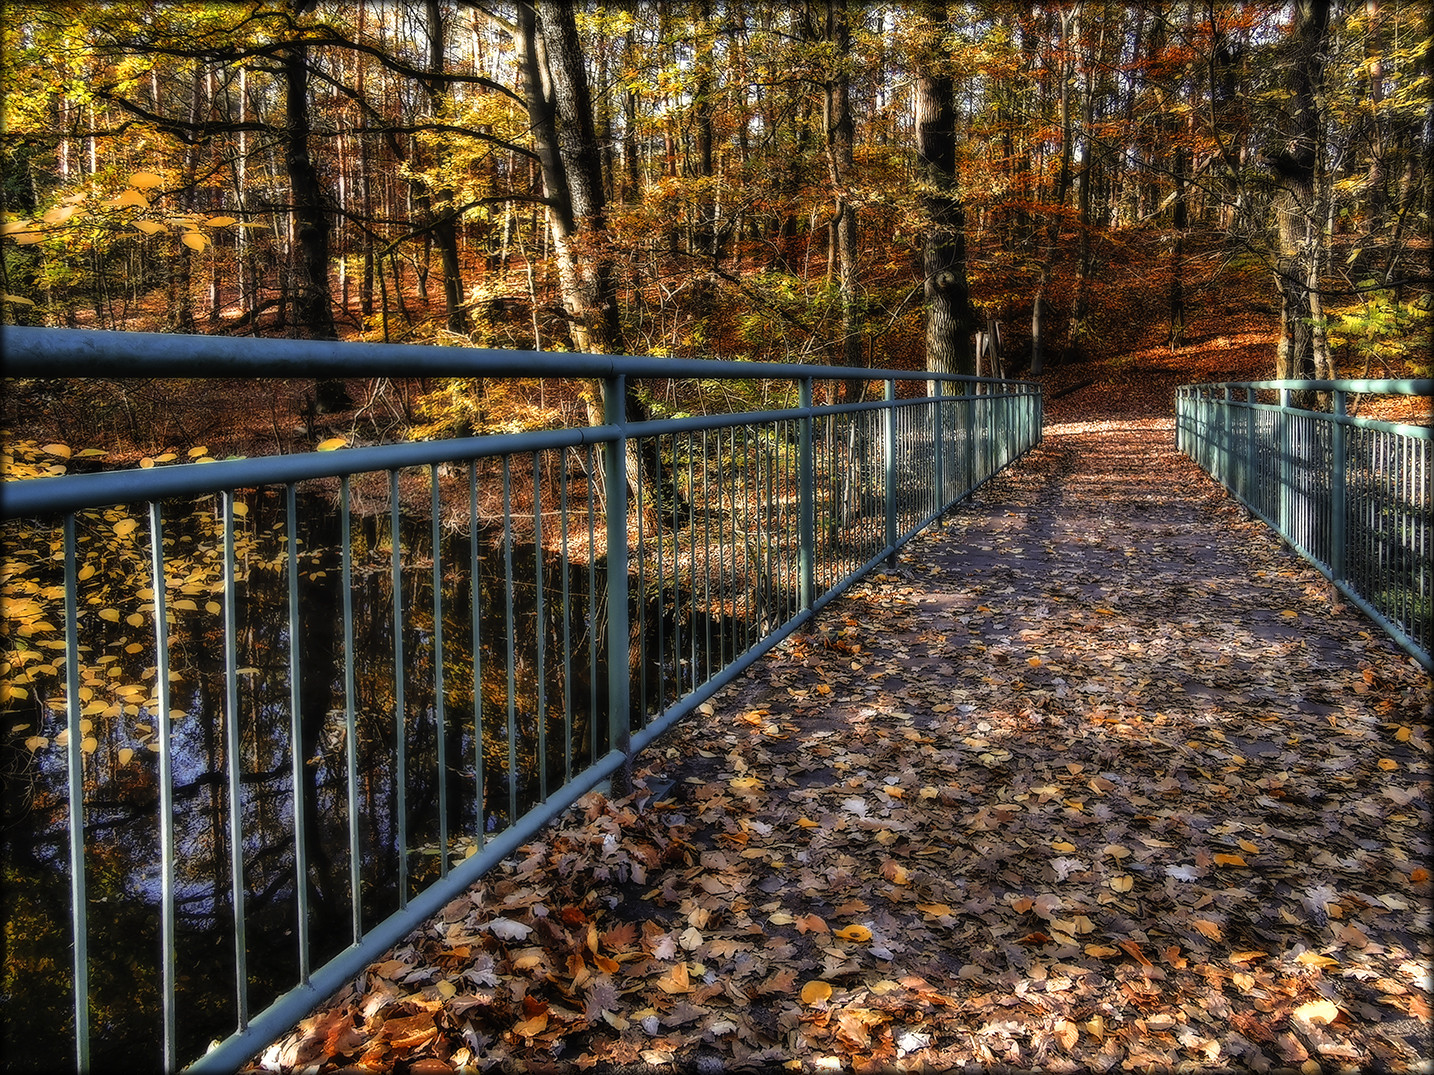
255,418 -> 1431,1074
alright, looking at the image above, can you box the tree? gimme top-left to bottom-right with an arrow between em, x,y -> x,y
1269,0 -> 1332,384
913,0 -> 978,378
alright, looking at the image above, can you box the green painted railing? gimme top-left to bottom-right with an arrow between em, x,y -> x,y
1176,379 -> 1431,670
0,326 -> 1041,1072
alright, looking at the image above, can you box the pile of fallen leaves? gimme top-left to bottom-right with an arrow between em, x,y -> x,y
250,416 -> 1430,1074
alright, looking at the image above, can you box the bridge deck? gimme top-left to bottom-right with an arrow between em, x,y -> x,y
255,416 -> 1431,1073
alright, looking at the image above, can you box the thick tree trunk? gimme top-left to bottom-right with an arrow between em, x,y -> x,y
823,0 -> 861,393
283,38 -> 336,339
915,0 -> 977,380
1270,0 -> 1330,394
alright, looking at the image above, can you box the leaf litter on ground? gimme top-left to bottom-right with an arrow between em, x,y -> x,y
248,414 -> 1431,1074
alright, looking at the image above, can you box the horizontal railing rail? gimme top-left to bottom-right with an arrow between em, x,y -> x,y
1175,379 -> 1431,670
1,326 -> 1042,1072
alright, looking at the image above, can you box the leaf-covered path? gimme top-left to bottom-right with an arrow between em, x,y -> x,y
255,417 -> 1431,1074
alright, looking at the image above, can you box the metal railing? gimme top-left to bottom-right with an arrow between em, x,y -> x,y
0,326 -> 1042,1072
1176,379 -> 1432,670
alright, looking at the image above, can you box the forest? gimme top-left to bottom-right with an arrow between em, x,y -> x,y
1,0 -> 1430,449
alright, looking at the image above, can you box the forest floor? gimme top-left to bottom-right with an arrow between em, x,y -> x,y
245,371 -> 1432,1072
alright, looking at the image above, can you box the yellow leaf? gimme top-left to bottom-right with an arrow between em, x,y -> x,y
1237,839 -> 1260,854
1395,726 -> 1411,741
42,205 -> 76,224
206,215 -> 238,227
1110,875 -> 1133,892
81,736 -> 98,754
153,452 -> 176,462
1084,944 -> 1118,958
110,188 -> 150,209
1027,656 -> 1042,667
435,979 -> 457,999
1213,853 -> 1247,867
1293,999 -> 1339,1025
1377,758 -> 1398,771
205,601 -> 221,615
127,171 -> 164,189
180,230 -> 208,252
730,775 -> 762,792
834,924 -> 872,942
1,220 -> 36,234
1280,609 -> 1298,618
25,735 -> 49,751
797,817 -> 820,829
1296,952 -> 1339,968
800,980 -> 833,1005
917,902 -> 954,917
2,292 -> 36,305
512,1012 -> 548,1037
133,220 -> 169,236
187,445 -> 209,457
316,437 -> 348,451
231,501 -> 249,517
117,747 -> 135,766
42,443 -> 72,459
98,609 -> 120,623
1052,840 -> 1077,852
140,457 -> 155,468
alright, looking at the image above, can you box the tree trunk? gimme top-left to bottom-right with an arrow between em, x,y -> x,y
823,0 -> 861,393
915,0 -> 977,380
282,21 -> 337,339
1271,0 -> 1330,394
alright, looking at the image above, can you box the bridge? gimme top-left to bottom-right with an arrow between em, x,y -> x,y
1,327 -> 1428,1072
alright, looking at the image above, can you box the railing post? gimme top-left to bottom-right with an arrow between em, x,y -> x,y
602,375 -> 631,789
1331,386 -> 1347,582
799,377 -> 815,612
1222,385 -> 1234,488
1279,385 -> 1293,537
1246,386 -> 1257,510
885,378 -> 898,564
933,378 -> 945,511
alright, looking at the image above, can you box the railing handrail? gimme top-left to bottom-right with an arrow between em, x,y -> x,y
1,324 -> 1038,388
1180,378 -> 1433,395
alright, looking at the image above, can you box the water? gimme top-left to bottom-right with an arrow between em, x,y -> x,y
1,482 -> 730,1069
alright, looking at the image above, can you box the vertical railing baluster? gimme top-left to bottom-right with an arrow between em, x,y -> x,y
62,515 -> 89,1073
799,379 -> 815,613
281,487 -> 309,984
502,457 -> 518,824
470,462 -> 485,847
587,444 -> 598,764
885,380 -> 898,564
635,440 -> 647,722
602,376 -> 632,787
560,453 -> 573,784
340,478 -> 361,944
390,471 -> 408,904
221,491 -> 248,1029
532,456 -> 546,801
432,464 -> 448,874
148,501 -> 179,1068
